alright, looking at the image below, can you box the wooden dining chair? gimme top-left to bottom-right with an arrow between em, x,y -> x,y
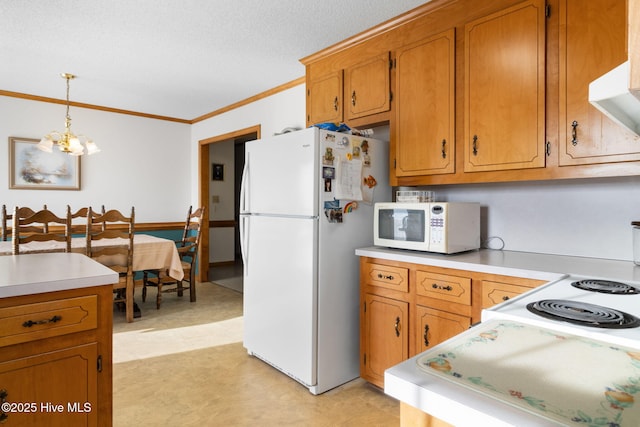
1,205 -> 10,241
142,206 -> 205,309
12,206 -> 71,254
69,205 -> 106,235
86,207 -> 136,322
2,205 -> 48,241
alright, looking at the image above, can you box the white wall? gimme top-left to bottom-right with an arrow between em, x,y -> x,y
0,96 -> 191,222
417,176 -> 640,261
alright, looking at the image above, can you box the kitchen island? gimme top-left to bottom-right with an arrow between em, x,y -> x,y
0,253 -> 117,426
356,247 -> 640,426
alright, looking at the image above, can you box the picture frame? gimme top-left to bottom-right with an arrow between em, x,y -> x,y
212,163 -> 224,181
8,136 -> 81,190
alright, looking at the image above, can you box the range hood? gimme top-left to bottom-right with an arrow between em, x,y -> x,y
588,61 -> 640,137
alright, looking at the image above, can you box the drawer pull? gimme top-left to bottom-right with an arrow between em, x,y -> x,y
502,296 -> 510,301
378,273 -> 394,281
22,315 -> 62,328
394,316 -> 401,337
424,324 -> 430,347
432,283 -> 453,291
571,120 -> 579,145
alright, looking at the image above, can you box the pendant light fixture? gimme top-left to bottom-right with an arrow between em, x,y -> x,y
37,73 -> 100,156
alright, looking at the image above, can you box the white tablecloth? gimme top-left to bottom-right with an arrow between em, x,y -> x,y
0,234 -> 184,280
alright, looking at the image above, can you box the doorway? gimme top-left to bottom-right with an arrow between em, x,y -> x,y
197,125 -> 261,286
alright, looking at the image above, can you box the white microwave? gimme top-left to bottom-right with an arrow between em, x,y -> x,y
373,202 -> 480,254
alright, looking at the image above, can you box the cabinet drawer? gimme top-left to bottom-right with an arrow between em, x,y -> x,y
0,295 -> 98,347
365,263 -> 409,292
482,280 -> 534,308
415,271 -> 471,305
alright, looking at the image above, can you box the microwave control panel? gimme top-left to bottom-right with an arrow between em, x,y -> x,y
428,204 -> 446,251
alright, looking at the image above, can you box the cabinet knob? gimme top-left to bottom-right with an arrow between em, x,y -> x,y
472,135 -> 478,156
333,96 -> 339,111
351,90 -> 357,106
502,295 -> 510,301
441,139 -> 447,159
394,316 -> 401,337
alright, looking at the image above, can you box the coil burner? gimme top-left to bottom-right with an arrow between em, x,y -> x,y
526,299 -> 640,329
571,279 -> 640,295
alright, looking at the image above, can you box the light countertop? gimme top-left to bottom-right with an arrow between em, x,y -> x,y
0,252 -> 119,298
356,246 -> 640,284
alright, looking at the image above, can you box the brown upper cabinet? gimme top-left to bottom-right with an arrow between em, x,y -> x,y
464,0 -> 546,172
559,0 -> 640,166
344,52 -> 391,121
394,29 -> 456,177
306,52 -> 391,127
306,70 -> 343,126
302,0 -> 640,186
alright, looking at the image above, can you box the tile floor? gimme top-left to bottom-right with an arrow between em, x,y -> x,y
112,279 -> 400,426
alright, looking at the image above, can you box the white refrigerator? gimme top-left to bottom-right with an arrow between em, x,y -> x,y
240,126 -> 390,394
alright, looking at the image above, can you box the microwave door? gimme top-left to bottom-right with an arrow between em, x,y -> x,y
376,206 -> 430,251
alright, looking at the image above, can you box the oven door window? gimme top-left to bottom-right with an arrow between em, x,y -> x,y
378,209 -> 426,242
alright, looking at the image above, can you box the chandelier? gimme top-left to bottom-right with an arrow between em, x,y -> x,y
37,73 -> 100,156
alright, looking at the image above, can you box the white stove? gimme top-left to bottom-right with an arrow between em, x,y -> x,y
386,274 -> 640,426
482,275 -> 640,350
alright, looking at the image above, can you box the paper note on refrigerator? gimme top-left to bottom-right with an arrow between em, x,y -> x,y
335,158 -> 363,201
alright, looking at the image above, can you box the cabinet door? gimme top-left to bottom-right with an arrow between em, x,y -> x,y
464,0 -> 546,172
0,344 -> 98,426
361,293 -> 408,387
307,70 -> 343,125
416,305 -> 470,354
344,52 -> 391,121
559,0 -> 640,165
394,29 -> 455,177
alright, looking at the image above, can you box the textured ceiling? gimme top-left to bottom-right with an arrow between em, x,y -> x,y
0,0 -> 429,120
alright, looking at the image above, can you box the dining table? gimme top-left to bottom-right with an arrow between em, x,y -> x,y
0,234 -> 184,280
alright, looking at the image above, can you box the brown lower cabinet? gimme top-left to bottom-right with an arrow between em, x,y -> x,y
0,286 -> 112,426
359,256 -> 546,388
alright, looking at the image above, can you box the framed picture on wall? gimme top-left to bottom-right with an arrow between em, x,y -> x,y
8,136 -> 81,190
212,163 -> 224,181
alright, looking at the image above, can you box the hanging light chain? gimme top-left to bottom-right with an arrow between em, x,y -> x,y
37,73 -> 100,156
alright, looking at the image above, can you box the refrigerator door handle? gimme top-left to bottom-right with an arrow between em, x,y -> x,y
240,153 -> 249,213
240,215 -> 249,277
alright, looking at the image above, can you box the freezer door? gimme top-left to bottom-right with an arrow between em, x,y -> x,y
242,215 -> 318,387
241,127 -> 319,217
